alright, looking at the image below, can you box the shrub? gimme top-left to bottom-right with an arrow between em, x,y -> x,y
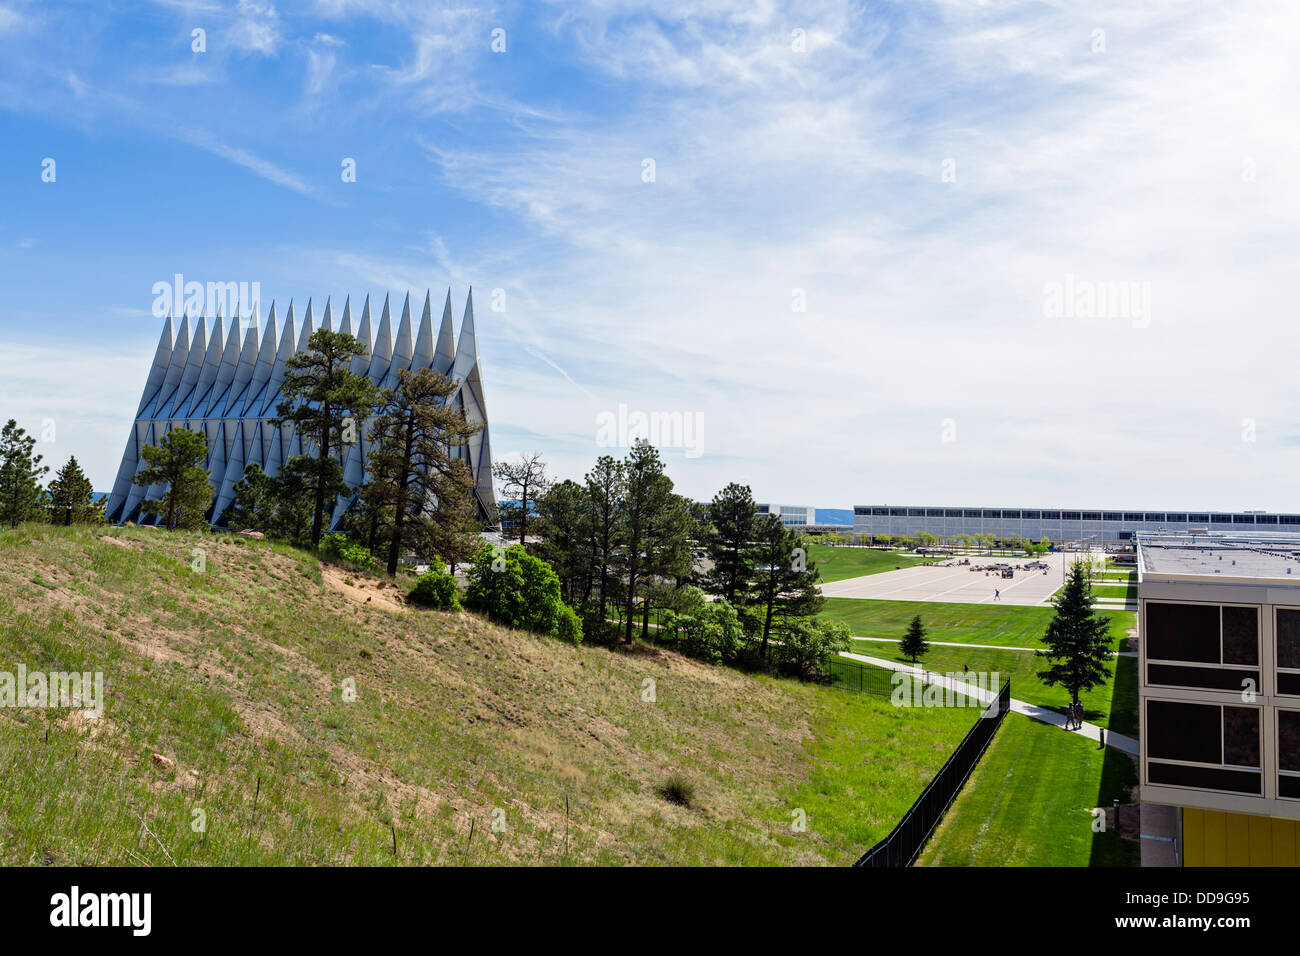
771,618 -> 852,679
321,533 -> 375,571
657,774 -> 695,807
408,561 -> 461,610
557,603 -> 583,645
464,543 -> 565,635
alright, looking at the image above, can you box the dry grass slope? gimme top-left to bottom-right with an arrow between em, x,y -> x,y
0,524 -> 972,866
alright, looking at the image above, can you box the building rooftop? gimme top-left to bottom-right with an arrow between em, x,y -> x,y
1137,532 -> 1300,581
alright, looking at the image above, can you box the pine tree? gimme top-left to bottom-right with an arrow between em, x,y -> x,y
47,456 -> 101,524
702,482 -> 757,604
366,367 -> 480,576
0,419 -> 48,528
274,328 -> 379,546
900,613 -> 929,664
134,427 -> 213,530
618,441 -> 672,645
584,455 -> 625,633
1037,560 -> 1113,710
747,517 -> 825,663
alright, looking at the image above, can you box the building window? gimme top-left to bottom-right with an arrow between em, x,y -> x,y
1124,512 -> 1144,522
1041,510 -> 1062,520
1146,699 -> 1262,795
1062,511 -> 1081,521
1103,512 -> 1122,521
944,508 -> 962,517
1145,602 -> 1259,692
1022,510 -> 1041,519
1188,513 -> 1210,523
1166,513 -> 1188,522
1278,710 -> 1300,799
963,509 -> 981,518
1082,511 -> 1102,521
1276,609 -> 1300,697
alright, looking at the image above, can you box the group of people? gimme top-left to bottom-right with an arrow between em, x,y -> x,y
1064,700 -> 1085,730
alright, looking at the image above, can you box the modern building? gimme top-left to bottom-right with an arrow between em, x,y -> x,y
854,505 -> 1300,546
757,503 -> 817,527
104,289 -> 496,528
1138,531 -> 1300,866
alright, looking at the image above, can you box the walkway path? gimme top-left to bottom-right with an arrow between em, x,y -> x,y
850,636 -> 1137,657
838,650 -> 1140,756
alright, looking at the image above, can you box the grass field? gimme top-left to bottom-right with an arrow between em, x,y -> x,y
821,598 -> 1135,650
0,523 -> 981,866
806,545 -> 925,583
1091,584 -> 1137,600
919,714 -> 1139,866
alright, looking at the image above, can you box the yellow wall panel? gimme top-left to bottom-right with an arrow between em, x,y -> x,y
1272,819 -> 1295,866
1224,813 -> 1250,866
1248,815 -> 1273,866
1182,808 -> 1300,866
1183,808 -> 1204,867
1202,810 -> 1227,866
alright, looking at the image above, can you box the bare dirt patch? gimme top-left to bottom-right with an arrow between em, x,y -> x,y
321,565 -> 407,613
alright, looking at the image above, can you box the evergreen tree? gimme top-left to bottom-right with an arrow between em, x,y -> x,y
274,328 -> 379,546
639,491 -> 694,639
47,456 -> 101,524
747,517 -> 825,663
223,462 -> 313,541
1037,560 -> 1113,710
536,478 -> 590,604
0,419 -> 48,528
134,427 -> 213,530
618,441 -> 672,645
702,482 -> 757,604
900,613 -> 929,664
366,367 -> 479,576
584,455 -> 625,631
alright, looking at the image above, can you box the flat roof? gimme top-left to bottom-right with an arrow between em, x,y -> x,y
1137,532 -> 1300,581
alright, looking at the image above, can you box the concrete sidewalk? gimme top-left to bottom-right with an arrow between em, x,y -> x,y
838,650 -> 1140,756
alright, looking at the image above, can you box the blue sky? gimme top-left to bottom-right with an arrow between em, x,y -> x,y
2,0 -> 1300,510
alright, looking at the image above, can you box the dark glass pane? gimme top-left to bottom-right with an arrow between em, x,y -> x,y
1223,707 -> 1260,767
1279,610 -> 1300,670
1222,606 -> 1258,665
1147,762 -> 1260,794
1146,603 -> 1221,664
1279,776 -> 1300,799
1279,711 -> 1300,773
1279,673 -> 1300,697
1146,700 -> 1221,764
1147,664 -> 1257,692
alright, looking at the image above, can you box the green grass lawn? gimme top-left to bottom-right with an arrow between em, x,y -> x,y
919,714 -> 1139,866
787,683 -> 985,860
1091,584 -> 1137,600
807,545 -> 925,583
847,643 -> 1135,732
821,598 -> 1135,650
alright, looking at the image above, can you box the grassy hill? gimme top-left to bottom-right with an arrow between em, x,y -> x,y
0,524 -> 977,866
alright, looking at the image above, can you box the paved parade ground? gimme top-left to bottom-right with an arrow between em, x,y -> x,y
821,552 -> 1080,606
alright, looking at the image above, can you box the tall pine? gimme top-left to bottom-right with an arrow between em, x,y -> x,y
47,456 -> 101,524
1037,560 -> 1113,710
900,614 -> 929,664
0,419 -> 48,528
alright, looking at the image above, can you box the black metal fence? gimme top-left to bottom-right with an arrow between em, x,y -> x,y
854,680 -> 1012,867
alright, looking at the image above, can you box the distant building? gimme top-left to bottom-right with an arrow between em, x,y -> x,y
1138,531 -> 1300,865
757,503 -> 817,527
104,290 -> 496,527
854,504 -> 1300,546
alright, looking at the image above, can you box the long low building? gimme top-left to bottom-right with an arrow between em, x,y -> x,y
853,505 -> 1300,545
